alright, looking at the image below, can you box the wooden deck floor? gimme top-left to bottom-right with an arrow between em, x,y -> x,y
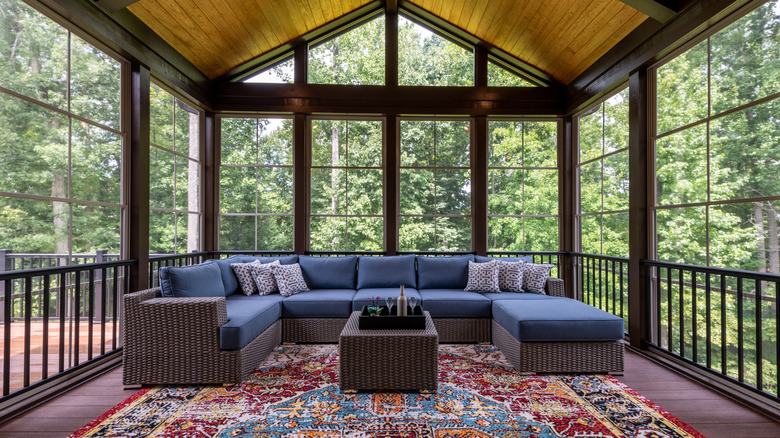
0,348 -> 778,437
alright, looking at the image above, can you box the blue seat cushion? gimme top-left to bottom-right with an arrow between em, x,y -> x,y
418,289 -> 492,317
492,298 -> 624,342
416,255 -> 475,290
213,255 -> 298,295
299,255 -> 357,289
159,262 -> 225,298
353,287 -> 421,312
221,295 -> 282,350
281,289 -> 356,318
480,292 -> 556,301
357,255 -> 417,289
475,255 -> 533,263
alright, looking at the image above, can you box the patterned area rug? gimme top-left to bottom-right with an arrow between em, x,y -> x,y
72,344 -> 704,437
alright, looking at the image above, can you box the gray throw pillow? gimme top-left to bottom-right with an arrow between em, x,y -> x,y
464,260 -> 500,293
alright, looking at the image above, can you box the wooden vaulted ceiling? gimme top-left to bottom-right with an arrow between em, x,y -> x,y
126,0 -> 652,84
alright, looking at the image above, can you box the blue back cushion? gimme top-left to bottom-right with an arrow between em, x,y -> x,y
475,255 -> 533,263
299,255 -> 357,289
159,262 -> 225,298
357,255 -> 417,289
416,255 -> 475,289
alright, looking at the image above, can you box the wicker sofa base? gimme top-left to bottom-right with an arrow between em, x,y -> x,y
491,320 -> 624,374
123,318 -> 281,386
432,318 -> 491,343
283,318 -> 349,343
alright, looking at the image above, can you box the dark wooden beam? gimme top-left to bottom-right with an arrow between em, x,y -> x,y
91,0 -> 139,13
202,111 -> 217,253
35,0 -> 212,107
559,116 -> 574,298
386,7 -> 399,87
294,45 -> 308,85
215,83 -> 565,116
385,115 -> 398,255
473,116 -> 488,255
628,69 -> 650,350
127,62 -> 150,292
293,114 -> 308,255
566,0 -> 752,114
474,46 -> 488,88
618,0 -> 678,23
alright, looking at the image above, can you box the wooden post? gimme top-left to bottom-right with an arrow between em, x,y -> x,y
202,111 -> 218,255
0,249 -> 10,323
560,116 -> 575,297
128,62 -> 150,292
293,113 -> 308,254
473,116 -> 488,255
628,68 -> 650,349
385,115 -> 398,255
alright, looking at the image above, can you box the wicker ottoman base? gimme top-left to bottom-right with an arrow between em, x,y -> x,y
492,320 -> 624,374
339,311 -> 439,391
283,318 -> 349,343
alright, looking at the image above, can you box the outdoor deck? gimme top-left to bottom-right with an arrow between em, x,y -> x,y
0,344 -> 778,437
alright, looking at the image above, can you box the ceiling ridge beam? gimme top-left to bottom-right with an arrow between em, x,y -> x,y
618,0 -> 678,23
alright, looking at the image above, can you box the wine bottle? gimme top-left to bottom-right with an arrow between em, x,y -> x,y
397,284 -> 407,316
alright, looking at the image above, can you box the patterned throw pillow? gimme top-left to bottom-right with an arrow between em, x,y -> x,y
498,260 -> 525,292
271,263 -> 310,297
523,263 -> 554,294
231,260 -> 263,296
464,260 -> 500,293
253,260 -> 280,295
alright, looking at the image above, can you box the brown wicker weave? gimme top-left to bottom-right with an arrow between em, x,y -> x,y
491,320 -> 624,374
122,288 -> 281,385
339,311 -> 439,391
432,318 -> 490,343
546,277 -> 565,297
283,318 -> 349,343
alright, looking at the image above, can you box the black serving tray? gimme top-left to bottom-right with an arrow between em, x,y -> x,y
359,305 -> 424,330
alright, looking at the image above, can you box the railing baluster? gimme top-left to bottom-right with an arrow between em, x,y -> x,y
88,268 -> 95,361
59,272 -> 66,374
101,267 -> 107,356
42,274 -> 50,380
721,274 -> 727,376
737,276 -> 744,383
679,268 -> 685,358
23,277 -> 32,388
3,279 -> 11,396
776,280 -> 779,399
705,272 -> 711,370
667,267 -> 673,353
692,269 -> 698,363
755,280 -> 762,392
74,270 -> 80,367
112,267 -> 118,351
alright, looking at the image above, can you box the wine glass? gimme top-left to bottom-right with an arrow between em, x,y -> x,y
408,296 -> 418,313
385,296 -> 395,315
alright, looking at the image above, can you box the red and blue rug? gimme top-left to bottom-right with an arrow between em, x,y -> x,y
72,344 -> 704,437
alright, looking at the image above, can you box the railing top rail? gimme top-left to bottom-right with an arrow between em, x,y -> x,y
0,259 -> 137,281
641,259 -> 780,283
305,251 -> 386,256
487,251 -> 564,256
148,252 -> 210,262
571,252 -> 630,262
211,251 -> 295,256
397,251 -> 476,256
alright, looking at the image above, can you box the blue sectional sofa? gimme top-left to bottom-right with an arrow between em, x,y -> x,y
122,254 -> 624,385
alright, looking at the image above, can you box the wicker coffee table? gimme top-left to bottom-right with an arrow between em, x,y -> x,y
339,310 -> 438,391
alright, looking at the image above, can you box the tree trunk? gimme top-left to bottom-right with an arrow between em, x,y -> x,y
767,202 -> 779,275
52,173 -> 68,256
755,202 -> 766,272
187,111 -> 199,252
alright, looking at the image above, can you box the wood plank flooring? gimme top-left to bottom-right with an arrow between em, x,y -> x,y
0,348 -> 778,437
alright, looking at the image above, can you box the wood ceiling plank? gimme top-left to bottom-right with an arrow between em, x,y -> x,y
246,0 -> 282,48
192,0 -> 256,62
560,8 -> 647,83
279,0 -> 307,36
319,0 -> 334,21
475,0 -> 506,43
306,0 -> 326,25
448,0 -> 466,29
508,1 -> 559,59
492,0 -> 536,53
129,1 -> 215,74
439,0 -> 454,20
218,0 -> 273,53
465,0 -> 488,36
456,0 -> 477,32
261,0 -> 296,45
524,0 -> 598,73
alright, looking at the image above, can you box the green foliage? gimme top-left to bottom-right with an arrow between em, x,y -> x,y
398,16 -> 473,87
487,61 -> 536,87
308,16 -> 385,85
0,0 -> 121,256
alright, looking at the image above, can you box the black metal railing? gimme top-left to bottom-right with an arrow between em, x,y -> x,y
572,253 -> 629,329
643,260 -> 779,401
0,259 -> 135,397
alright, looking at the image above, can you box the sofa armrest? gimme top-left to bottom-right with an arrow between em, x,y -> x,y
123,287 -> 228,354
545,278 -> 565,297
